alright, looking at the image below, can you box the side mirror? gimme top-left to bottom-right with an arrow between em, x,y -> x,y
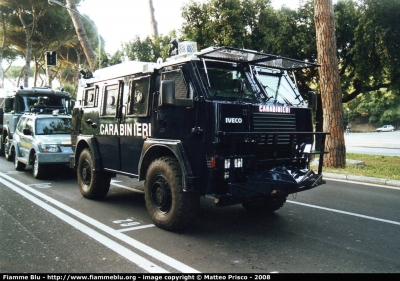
159,80 -> 175,107
4,98 -> 13,112
307,91 -> 317,112
23,128 -> 32,136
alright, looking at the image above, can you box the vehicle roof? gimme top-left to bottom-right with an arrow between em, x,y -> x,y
83,44 -> 320,85
21,113 -> 71,119
9,86 -> 70,97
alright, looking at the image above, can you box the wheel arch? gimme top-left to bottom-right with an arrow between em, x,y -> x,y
73,136 -> 103,171
28,148 -> 36,165
138,140 -> 197,192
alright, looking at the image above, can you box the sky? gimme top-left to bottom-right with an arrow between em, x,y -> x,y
77,0 -> 303,54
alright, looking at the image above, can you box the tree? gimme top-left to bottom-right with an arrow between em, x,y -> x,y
123,35 -> 171,63
65,0 -> 96,71
10,0 -> 48,87
148,0 -> 158,39
314,0 -> 345,167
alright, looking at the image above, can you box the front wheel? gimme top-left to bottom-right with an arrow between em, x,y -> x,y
32,153 -> 45,179
144,157 -> 199,231
242,195 -> 288,213
77,148 -> 111,199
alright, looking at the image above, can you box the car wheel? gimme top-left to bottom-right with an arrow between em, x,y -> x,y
32,153 -> 45,179
144,157 -> 200,231
13,148 -> 26,171
77,148 -> 111,199
4,136 -> 12,161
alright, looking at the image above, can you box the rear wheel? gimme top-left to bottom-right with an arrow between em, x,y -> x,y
145,157 -> 199,231
77,148 -> 110,199
13,148 -> 26,171
32,153 -> 45,179
242,195 -> 287,213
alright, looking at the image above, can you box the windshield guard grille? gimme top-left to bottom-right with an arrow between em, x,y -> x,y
199,47 -> 319,70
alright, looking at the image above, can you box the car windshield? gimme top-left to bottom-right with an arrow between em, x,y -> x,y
35,118 -> 71,135
197,61 -> 304,105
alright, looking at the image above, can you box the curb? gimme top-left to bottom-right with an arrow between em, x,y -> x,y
323,172 -> 400,188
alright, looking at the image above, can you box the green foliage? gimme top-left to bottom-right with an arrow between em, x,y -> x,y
61,82 -> 77,99
122,35 -> 171,63
313,153 -> 400,181
4,65 -> 35,78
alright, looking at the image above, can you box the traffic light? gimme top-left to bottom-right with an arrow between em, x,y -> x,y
46,51 -> 57,66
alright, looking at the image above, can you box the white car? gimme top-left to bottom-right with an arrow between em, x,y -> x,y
376,125 -> 395,132
10,112 -> 73,179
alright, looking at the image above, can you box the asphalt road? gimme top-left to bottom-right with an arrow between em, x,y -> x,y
345,130 -> 400,156
1,156 -> 400,273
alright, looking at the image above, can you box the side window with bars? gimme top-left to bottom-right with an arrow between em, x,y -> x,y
83,88 -> 96,107
127,77 -> 150,117
162,69 -> 189,100
102,84 -> 119,117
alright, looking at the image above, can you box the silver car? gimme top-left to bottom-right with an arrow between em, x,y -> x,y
376,125 -> 395,132
10,112 -> 73,179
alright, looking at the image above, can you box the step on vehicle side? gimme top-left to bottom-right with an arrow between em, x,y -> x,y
70,41 -> 330,231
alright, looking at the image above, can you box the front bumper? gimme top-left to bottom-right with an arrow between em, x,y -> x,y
217,166 -> 325,199
37,149 -> 73,164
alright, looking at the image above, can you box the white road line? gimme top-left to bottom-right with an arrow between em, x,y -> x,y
0,176 -> 168,273
117,225 -> 155,232
287,200 -> 400,226
0,172 -> 201,273
325,177 -> 400,190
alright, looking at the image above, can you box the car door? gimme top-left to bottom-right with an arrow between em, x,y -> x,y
120,76 -> 152,174
96,81 -> 123,171
19,117 -> 34,161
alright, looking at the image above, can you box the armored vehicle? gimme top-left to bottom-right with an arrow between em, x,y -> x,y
70,41 -> 329,231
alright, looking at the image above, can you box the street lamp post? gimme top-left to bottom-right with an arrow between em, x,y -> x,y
48,0 -> 101,69
347,108 -> 350,125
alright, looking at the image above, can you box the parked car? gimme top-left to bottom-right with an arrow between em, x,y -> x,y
9,111 -> 73,179
376,125 -> 395,132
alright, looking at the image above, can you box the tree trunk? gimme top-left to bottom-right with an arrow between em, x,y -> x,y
66,0 -> 96,71
148,0 -> 158,39
0,10 -> 6,88
314,0 -> 346,167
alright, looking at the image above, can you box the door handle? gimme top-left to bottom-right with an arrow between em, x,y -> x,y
86,119 -> 93,124
91,123 -> 97,128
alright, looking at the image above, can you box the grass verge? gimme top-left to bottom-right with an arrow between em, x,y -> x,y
311,153 -> 400,181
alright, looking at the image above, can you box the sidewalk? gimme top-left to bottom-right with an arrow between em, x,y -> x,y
323,172 -> 400,188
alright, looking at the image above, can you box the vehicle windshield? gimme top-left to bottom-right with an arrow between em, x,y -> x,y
35,118 -> 71,135
16,95 -> 70,113
197,61 -> 304,106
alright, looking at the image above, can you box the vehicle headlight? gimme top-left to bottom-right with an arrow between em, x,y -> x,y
40,144 -> 60,153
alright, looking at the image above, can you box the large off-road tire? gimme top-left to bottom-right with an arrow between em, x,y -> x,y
144,157 -> 200,231
32,153 -> 45,179
13,148 -> 26,171
242,195 -> 287,213
4,136 -> 12,161
77,148 -> 111,199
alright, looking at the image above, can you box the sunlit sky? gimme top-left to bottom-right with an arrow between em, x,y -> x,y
77,0 -> 303,54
